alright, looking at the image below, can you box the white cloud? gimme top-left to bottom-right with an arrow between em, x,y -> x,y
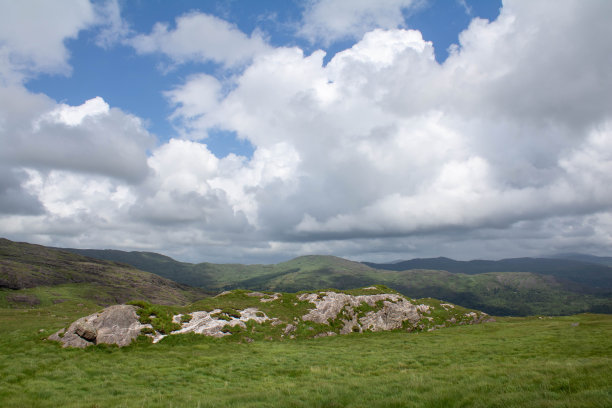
93,0 -> 131,48
0,89 -> 154,182
157,0 -> 612,261
0,0 -> 97,83
3,0 -> 612,263
299,0 -> 421,44
443,0 -> 612,128
164,74 -> 223,139
129,12 -> 269,67
37,96 -> 110,127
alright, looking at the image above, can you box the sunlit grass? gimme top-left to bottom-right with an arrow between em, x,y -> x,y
1,306 -> 610,407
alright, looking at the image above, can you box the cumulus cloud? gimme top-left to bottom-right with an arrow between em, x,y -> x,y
299,0 -> 420,44
0,167 -> 44,215
0,88 -> 154,183
129,12 -> 270,67
3,0 -> 612,263
0,0 -> 123,84
158,0 -> 612,260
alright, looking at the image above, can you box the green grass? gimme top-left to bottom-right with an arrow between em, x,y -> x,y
1,301 -> 611,407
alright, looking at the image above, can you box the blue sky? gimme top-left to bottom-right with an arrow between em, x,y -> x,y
2,0 -> 612,263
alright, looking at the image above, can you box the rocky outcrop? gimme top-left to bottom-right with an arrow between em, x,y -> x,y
49,305 -> 150,348
170,308 -> 273,339
51,305 -> 275,347
50,289 -> 494,348
298,292 -> 421,334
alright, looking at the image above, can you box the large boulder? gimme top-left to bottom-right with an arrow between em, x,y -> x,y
49,305 -> 149,348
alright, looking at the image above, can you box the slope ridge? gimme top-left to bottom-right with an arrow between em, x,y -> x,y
0,238 -> 206,306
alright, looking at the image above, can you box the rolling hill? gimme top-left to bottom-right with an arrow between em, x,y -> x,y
548,253 -> 612,267
63,247 -> 612,316
0,238 -> 207,307
364,257 -> 612,291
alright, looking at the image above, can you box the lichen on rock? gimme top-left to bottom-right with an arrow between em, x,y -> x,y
298,292 -> 420,333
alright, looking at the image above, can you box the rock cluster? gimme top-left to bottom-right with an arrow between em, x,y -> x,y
169,308 -> 273,340
298,292 -> 421,334
49,289 -> 494,348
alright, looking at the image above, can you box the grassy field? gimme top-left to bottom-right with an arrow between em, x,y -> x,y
1,300 -> 611,407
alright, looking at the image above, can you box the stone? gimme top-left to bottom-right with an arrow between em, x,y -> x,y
416,304 -> 431,314
313,331 -> 337,338
50,290 -> 493,347
49,305 -> 149,348
75,321 -> 97,341
8,294 -> 40,306
171,308 -> 271,338
260,293 -> 281,302
299,292 -> 420,333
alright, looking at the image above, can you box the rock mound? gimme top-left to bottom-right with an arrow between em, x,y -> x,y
298,292 -> 420,334
50,288 -> 494,348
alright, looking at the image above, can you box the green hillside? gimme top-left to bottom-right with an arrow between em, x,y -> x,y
62,247 -> 612,316
365,257 -> 612,290
0,239 -> 207,307
383,269 -> 612,316
61,248 -> 216,288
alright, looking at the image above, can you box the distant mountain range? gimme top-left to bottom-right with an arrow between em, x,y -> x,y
547,253 -> 612,267
2,236 -> 611,315
63,246 -> 612,316
364,256 -> 612,290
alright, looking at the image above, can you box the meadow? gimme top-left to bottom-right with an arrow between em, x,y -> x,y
1,299 -> 611,407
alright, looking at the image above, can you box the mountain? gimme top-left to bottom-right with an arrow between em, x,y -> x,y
63,250 -> 377,292
63,248 -> 214,288
548,253 -> 612,267
364,257 -> 612,290
0,238 -> 207,307
62,248 -> 612,316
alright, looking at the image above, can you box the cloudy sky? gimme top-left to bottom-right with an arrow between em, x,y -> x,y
1,0 -> 612,263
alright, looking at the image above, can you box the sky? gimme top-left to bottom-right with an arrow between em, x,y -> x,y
1,0 -> 612,264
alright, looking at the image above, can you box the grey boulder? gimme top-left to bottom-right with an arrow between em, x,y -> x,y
49,305 -> 148,348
